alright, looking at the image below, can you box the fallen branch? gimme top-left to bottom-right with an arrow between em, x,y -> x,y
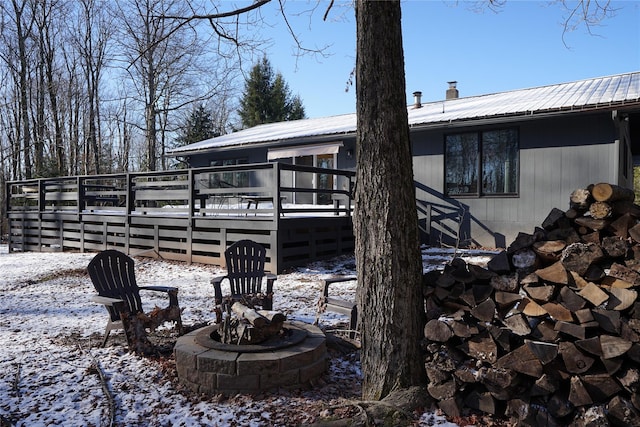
80,345 -> 116,427
11,362 -> 21,397
88,360 -> 115,427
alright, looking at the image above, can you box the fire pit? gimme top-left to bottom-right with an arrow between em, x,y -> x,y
174,305 -> 327,395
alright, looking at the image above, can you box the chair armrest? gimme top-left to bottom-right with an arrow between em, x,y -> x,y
211,275 -> 227,303
138,286 -> 180,307
265,273 -> 277,295
139,285 -> 178,293
321,275 -> 357,298
91,295 -> 123,306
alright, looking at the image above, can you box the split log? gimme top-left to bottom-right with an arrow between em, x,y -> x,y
470,298 -> 496,322
600,335 -> 632,359
521,298 -> 547,317
560,342 -> 594,373
568,376 -> 592,406
575,336 -> 603,357
607,396 -> 640,427
560,242 -> 604,276
495,344 -> 543,377
574,216 -> 610,231
630,223 -> 640,243
604,287 -> 637,311
535,261 -> 568,284
608,213 -> 637,239
541,302 -> 573,322
437,398 -> 462,418
530,374 -> 559,396
558,286 -> 586,311
592,308 -> 621,334
532,240 -> 566,262
420,183 -> 640,424
578,282 -> 609,306
494,291 -> 522,308
462,331 -> 498,364
591,183 -> 635,203
503,313 -> 533,335
555,321 -> 587,340
427,380 -> 457,400
523,283 -> 555,303
525,340 -> 558,365
608,263 -> 640,287
574,308 -> 594,324
531,320 -> 560,342
464,391 -> 496,415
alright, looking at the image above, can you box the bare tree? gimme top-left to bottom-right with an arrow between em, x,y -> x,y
113,0 -> 238,171
0,0 -> 37,179
74,0 -> 112,174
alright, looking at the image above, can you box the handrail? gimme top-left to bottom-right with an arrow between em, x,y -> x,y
6,162 -> 356,218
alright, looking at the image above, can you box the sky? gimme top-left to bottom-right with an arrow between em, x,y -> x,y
247,0 -> 640,118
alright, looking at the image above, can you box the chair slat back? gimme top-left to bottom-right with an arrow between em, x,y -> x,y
88,250 -> 144,321
224,240 -> 266,296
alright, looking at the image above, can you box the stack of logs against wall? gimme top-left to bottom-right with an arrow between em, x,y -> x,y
422,183 -> 640,426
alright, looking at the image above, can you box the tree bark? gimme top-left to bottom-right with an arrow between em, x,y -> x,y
355,0 -> 426,400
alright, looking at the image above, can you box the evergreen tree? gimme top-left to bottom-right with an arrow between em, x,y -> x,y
176,104 -> 219,146
238,57 -> 306,128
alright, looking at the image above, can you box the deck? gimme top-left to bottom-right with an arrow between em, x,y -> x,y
5,163 -> 356,273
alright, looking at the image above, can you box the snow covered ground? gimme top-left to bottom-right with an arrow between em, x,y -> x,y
0,245 -> 496,426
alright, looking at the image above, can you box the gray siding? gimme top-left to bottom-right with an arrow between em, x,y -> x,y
411,112 -> 624,248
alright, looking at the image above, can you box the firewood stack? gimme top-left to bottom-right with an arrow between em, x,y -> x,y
422,183 -> 640,426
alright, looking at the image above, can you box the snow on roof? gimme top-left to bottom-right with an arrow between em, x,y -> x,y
169,72 -> 640,155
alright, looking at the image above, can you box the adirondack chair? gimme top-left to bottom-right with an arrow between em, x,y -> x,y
88,250 -> 183,347
212,240 -> 277,315
315,276 -> 358,339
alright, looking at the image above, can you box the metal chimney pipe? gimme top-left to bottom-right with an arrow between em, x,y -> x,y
412,91 -> 422,108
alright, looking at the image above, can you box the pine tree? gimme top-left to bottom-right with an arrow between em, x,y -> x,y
176,104 -> 219,146
238,57 -> 305,128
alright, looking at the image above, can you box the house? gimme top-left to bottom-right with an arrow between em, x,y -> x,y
168,72 -> 640,248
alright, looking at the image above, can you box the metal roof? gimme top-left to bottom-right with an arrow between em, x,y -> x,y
169,71 -> 640,155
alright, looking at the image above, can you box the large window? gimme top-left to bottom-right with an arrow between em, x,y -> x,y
209,158 -> 248,188
445,128 -> 519,196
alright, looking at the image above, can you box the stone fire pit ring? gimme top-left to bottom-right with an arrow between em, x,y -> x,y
175,321 -> 327,395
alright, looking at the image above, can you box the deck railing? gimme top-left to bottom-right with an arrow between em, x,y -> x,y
5,163 -> 356,272
6,163 -> 355,217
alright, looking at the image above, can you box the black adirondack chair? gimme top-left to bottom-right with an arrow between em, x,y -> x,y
88,250 -> 183,347
212,240 -> 277,314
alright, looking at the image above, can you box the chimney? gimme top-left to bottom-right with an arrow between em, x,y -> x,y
412,91 -> 422,108
446,81 -> 459,100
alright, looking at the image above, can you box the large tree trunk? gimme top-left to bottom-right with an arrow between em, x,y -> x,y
354,0 -> 426,401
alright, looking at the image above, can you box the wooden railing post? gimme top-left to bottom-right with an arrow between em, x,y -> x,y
274,162 -> 281,219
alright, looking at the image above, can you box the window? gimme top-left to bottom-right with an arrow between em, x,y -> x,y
290,154 -> 336,205
445,128 -> 518,196
209,158 -> 248,188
